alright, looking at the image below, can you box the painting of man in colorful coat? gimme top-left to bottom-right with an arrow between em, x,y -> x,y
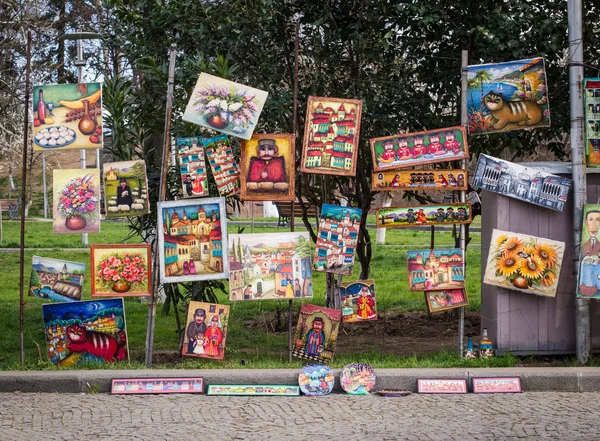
305,317 -> 325,356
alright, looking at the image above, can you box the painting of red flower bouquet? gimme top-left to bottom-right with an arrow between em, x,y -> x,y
53,169 -> 100,234
91,244 -> 151,297
484,229 -> 564,297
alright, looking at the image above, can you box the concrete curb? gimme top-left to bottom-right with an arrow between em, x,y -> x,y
1,367 -> 599,394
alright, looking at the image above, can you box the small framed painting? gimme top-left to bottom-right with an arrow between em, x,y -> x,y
183,301 -> 230,360
406,248 -> 464,292
207,385 -> 300,396
112,378 -> 204,394
372,169 -> 468,192
339,279 -> 377,322
177,136 -> 209,198
203,135 -> 241,197
418,379 -> 467,394
103,160 -> 150,217
472,377 -> 522,393
377,203 -> 471,229
29,256 -> 85,302
53,168 -> 101,234
425,289 -> 468,313
90,244 -> 152,297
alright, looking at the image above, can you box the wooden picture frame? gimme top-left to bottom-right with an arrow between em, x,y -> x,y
377,203 -> 472,229
372,169 -> 468,192
90,244 -> 152,297
424,288 -> 468,313
112,377 -> 204,394
418,379 -> 467,394
472,377 -> 522,393
207,385 -> 300,396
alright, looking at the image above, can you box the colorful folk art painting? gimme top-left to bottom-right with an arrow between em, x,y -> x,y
90,244 -> 151,297
228,232 -> 313,301
292,304 -> 342,364
372,169 -> 468,192
418,379 -> 467,394
584,79 -> 600,166
33,83 -> 103,150
472,154 -> 572,212
103,160 -> 150,218
112,377 -> 204,395
377,203 -> 471,229
340,363 -> 376,395
240,133 -> 295,201
370,127 -> 468,172
313,204 -> 362,275
42,298 -> 128,367
472,377 -> 522,393
182,73 -> 268,140
467,58 -> 550,135
484,229 -> 564,297
177,136 -> 209,198
298,364 -> 335,396
53,169 -> 101,234
339,279 -> 377,322
203,135 -> 241,197
578,205 -> 600,298
300,97 -> 363,177
406,248 -> 464,292
157,198 -> 229,283
29,256 -> 85,302
207,385 -> 300,396
425,289 -> 468,313
183,301 -> 230,360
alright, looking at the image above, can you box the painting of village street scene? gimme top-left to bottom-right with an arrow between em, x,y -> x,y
240,133 -> 295,201
370,127 -> 468,172
53,169 -> 101,234
183,301 -> 230,360
406,248 -> 464,292
372,169 -> 468,191
29,256 -> 84,302
377,203 -> 472,229
467,58 -> 550,135
313,204 -> 362,275
178,136 -> 209,198
33,83 -> 103,151
90,244 -> 151,297
157,198 -> 229,283
425,289 -> 469,313
228,232 -> 313,301
292,303 -> 342,364
472,154 -> 571,212
339,279 -> 377,322
182,73 -> 268,140
103,160 -> 149,217
578,205 -> 600,298
203,135 -> 241,197
300,97 -> 362,177
42,298 -> 128,367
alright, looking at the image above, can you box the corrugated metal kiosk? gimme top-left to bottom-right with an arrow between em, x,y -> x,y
481,162 -> 600,355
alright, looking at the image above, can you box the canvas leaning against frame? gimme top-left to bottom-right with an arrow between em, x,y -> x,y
377,203 -> 471,229
370,126 -> 468,172
406,248 -> 464,292
183,301 -> 230,360
300,96 -> 363,176
53,168 -> 101,234
578,204 -> 600,298
372,169 -> 468,191
29,256 -> 85,302
339,279 -> 377,322
103,160 -> 150,217
292,303 -> 342,364
467,58 -> 550,135
472,154 -> 572,212
228,232 -> 313,301
240,133 -> 295,201
177,136 -> 209,198
203,135 -> 241,197
90,244 -> 152,297
484,229 -> 564,297
182,73 -> 268,140
157,198 -> 229,283
425,289 -> 468,313
584,78 -> 600,166
33,83 -> 103,150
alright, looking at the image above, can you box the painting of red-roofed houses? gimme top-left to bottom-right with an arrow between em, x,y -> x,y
228,232 -> 313,301
406,248 -> 465,292
300,97 -> 362,177
313,204 -> 362,275
157,198 -> 229,283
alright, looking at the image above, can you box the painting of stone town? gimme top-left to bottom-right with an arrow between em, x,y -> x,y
467,58 -> 550,135
178,136 -> 209,198
578,204 -> 600,298
292,303 -> 342,364
240,133 -> 295,201
300,97 -> 362,177
584,79 -> 600,166
90,244 -> 151,297
42,298 -> 128,367
182,73 -> 268,140
425,289 -> 469,313
313,204 -> 362,275
103,160 -> 149,217
29,256 -> 85,302
339,279 -> 377,323
203,135 -> 241,197
372,169 -> 468,191
406,248 -> 464,292
53,169 -> 101,234
183,301 -> 229,360
228,232 -> 313,301
370,127 -> 468,172
472,154 -> 572,212
484,229 -> 564,297
377,203 -> 472,229
157,198 -> 229,283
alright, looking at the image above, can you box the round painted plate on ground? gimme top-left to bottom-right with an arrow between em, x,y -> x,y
340,363 -> 376,395
298,364 -> 335,396
34,126 -> 77,148
375,389 -> 412,397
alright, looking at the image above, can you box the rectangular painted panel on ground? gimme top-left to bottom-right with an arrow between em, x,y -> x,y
406,248 -> 464,292
585,78 -> 600,166
578,204 -> 600,298
228,232 -> 313,301
467,58 -> 550,135
90,244 -> 151,297
112,378 -> 204,394
484,229 -> 564,297
377,203 -> 471,228
29,256 -> 85,302
177,136 -> 209,198
207,385 -> 300,396
372,169 -> 468,191
53,169 -> 101,234
42,298 -> 128,367
339,279 -> 377,322
183,301 -> 230,360
472,377 -> 521,393
103,160 -> 150,217
418,379 -> 467,394
203,135 -> 241,197
472,154 -> 571,211
292,304 -> 342,364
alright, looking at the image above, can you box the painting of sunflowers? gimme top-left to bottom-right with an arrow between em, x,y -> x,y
484,229 -> 565,297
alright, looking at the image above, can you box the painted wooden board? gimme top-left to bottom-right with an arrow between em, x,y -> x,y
377,203 -> 471,229
424,288 -> 468,313
418,379 -> 467,394
406,248 -> 464,292
339,279 -> 377,322
472,377 -> 521,393
112,378 -> 204,394
372,169 -> 468,191
292,304 -> 342,364
207,385 -> 299,396
182,301 -> 230,360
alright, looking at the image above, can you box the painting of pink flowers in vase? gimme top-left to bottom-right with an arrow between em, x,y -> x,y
52,169 -> 101,234
90,244 -> 151,297
182,73 -> 268,140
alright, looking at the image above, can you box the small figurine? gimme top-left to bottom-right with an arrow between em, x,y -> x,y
479,328 -> 494,358
464,336 -> 477,360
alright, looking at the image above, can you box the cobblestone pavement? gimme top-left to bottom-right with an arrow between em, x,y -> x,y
1,392 -> 599,440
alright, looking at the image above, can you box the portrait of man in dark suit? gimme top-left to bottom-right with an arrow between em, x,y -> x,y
583,210 -> 600,256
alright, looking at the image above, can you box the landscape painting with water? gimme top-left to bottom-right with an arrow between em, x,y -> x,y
29,256 -> 85,302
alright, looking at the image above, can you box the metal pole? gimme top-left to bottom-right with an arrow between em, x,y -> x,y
458,49 -> 468,356
76,39 -> 88,246
42,153 -> 48,218
568,0 -> 590,364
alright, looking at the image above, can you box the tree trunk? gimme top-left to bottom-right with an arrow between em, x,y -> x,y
376,192 -> 393,244
325,273 -> 341,310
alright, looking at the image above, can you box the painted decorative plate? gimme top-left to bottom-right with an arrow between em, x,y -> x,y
298,364 -> 335,396
340,363 -> 376,394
